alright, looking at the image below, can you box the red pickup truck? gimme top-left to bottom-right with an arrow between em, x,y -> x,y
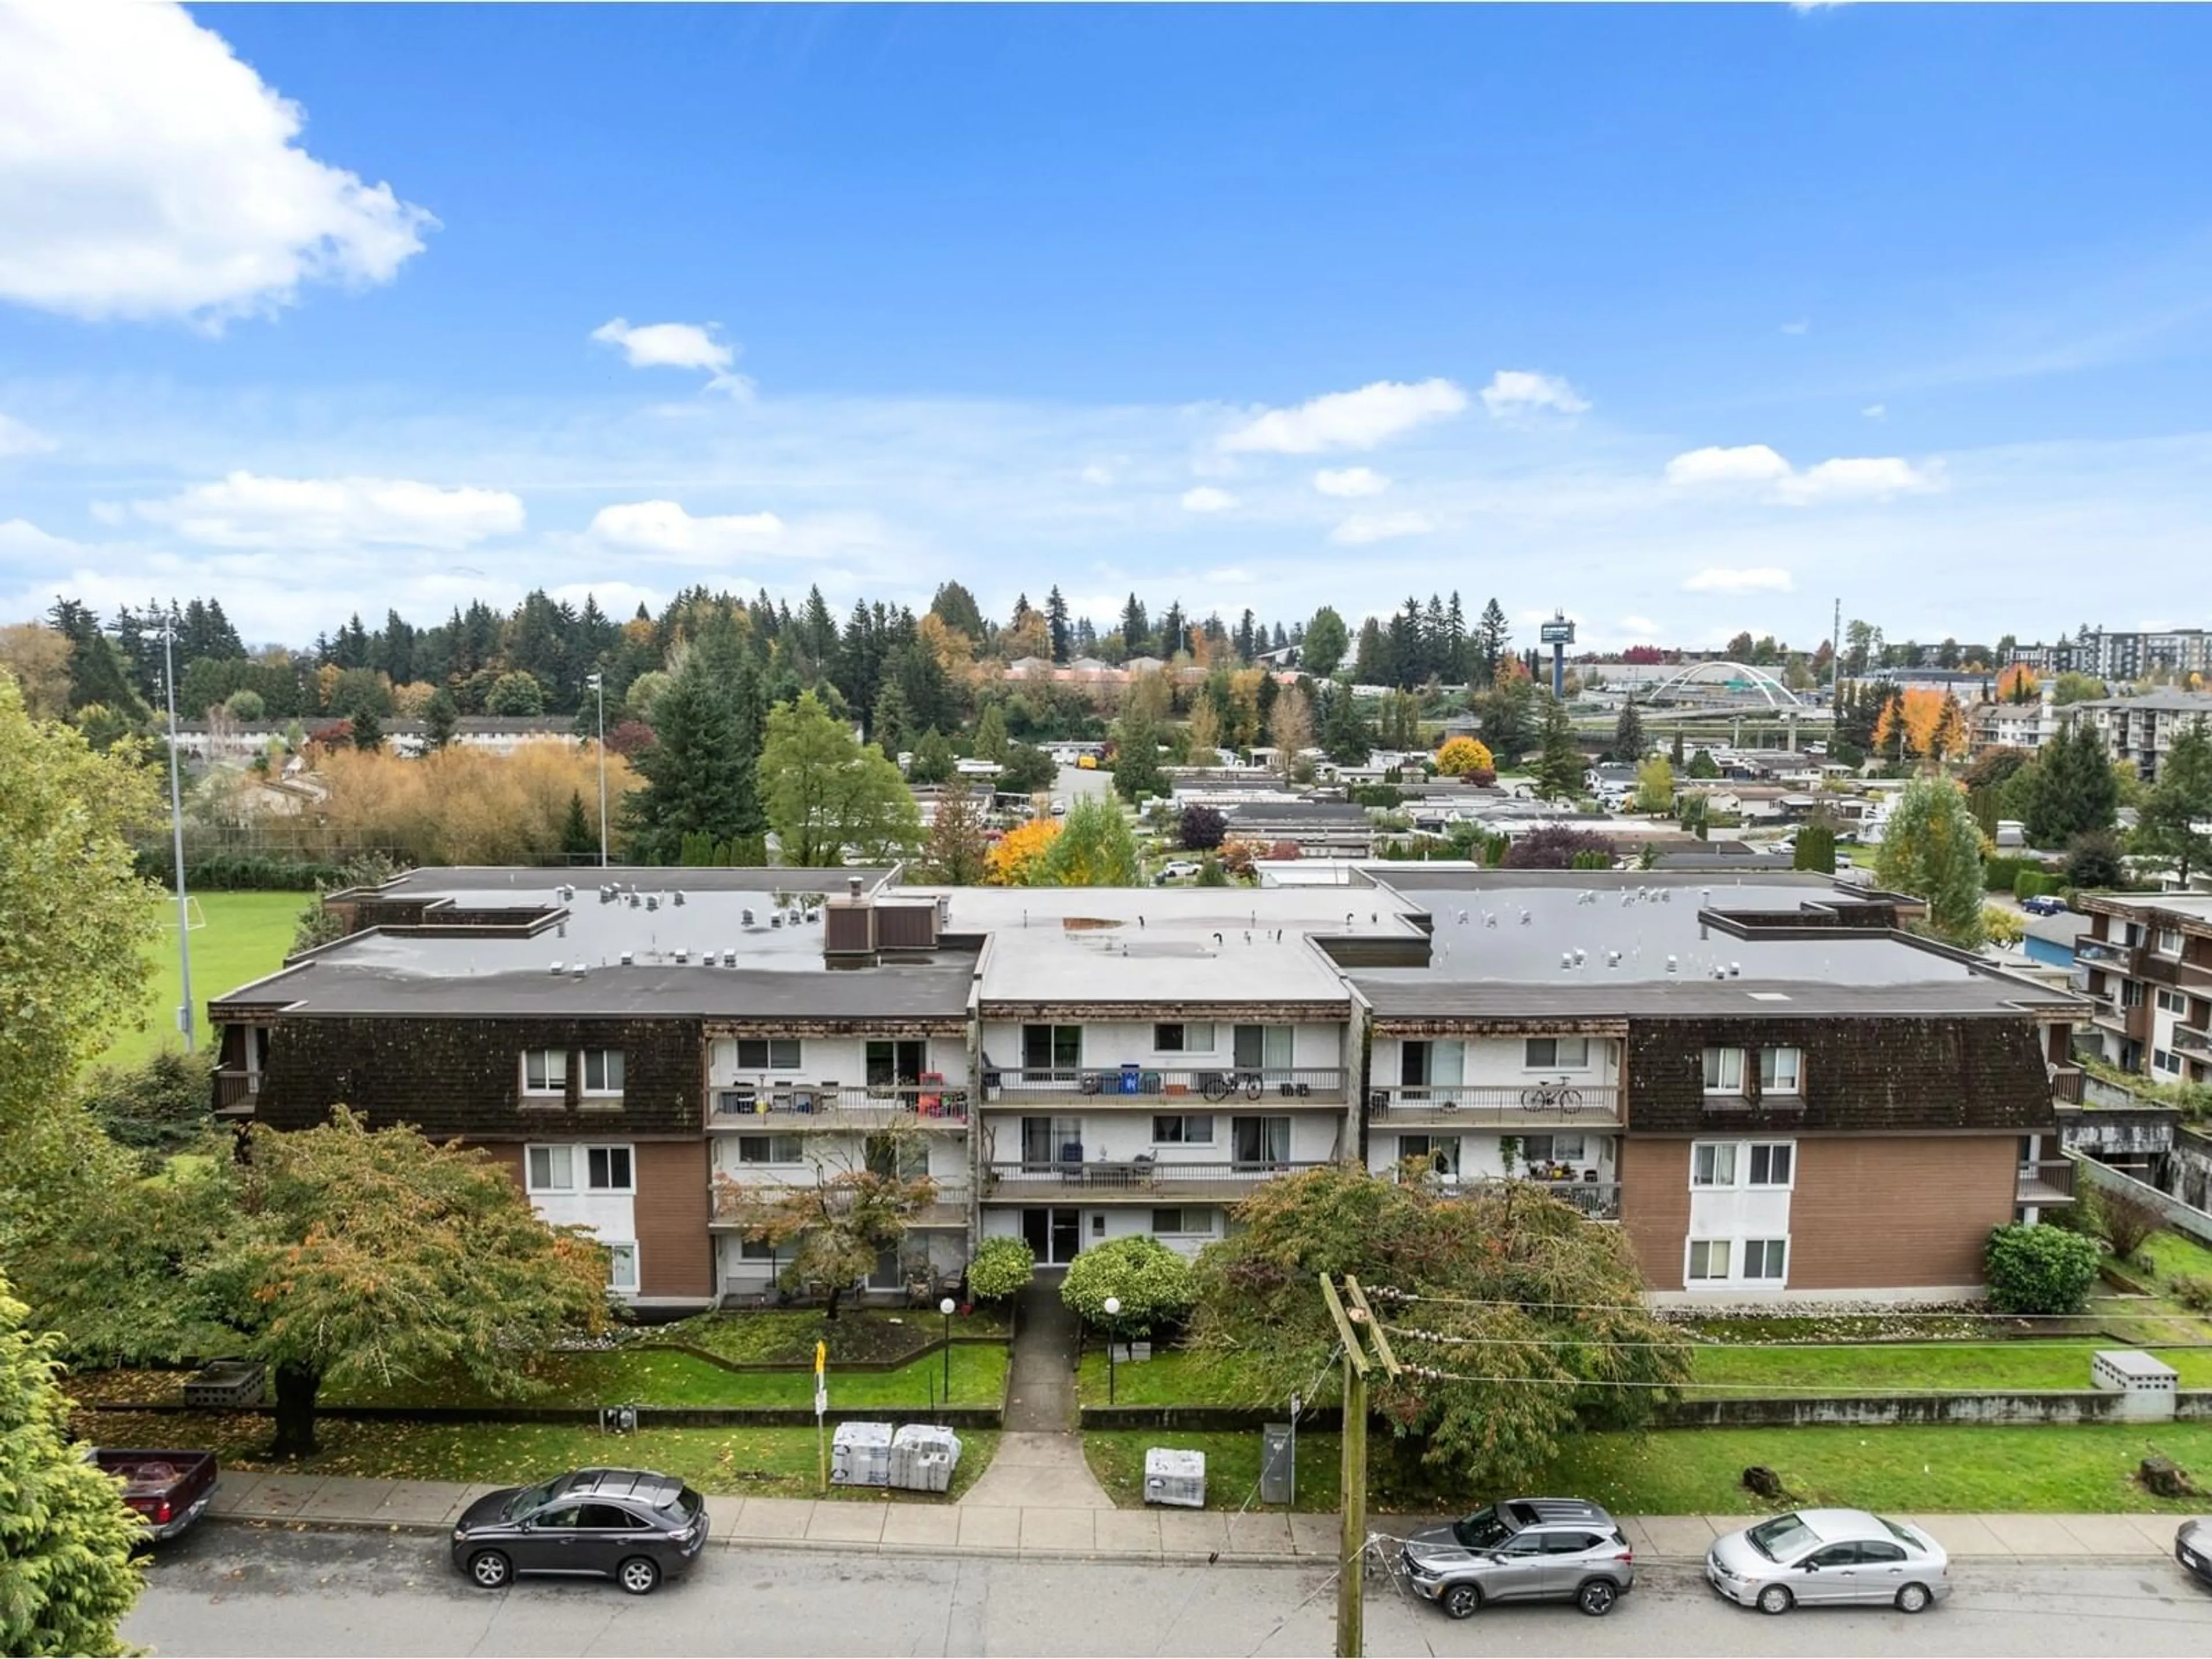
90,1449 -> 219,1541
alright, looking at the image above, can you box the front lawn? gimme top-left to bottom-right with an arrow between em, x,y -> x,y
71,1408 -> 996,1501
661,1307 -> 1011,1366
1084,1423 -> 2212,1514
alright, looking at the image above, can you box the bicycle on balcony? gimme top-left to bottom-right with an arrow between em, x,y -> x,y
1201,1070 -> 1266,1102
1518,1077 -> 1584,1113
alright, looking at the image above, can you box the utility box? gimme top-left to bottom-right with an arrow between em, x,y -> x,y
2092,1349 -> 2179,1421
182,1360 -> 265,1408
888,1424 -> 962,1493
1143,1447 -> 1207,1508
1260,1424 -> 1295,1506
830,1421 -> 895,1486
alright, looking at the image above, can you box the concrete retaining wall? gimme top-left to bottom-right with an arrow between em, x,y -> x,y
2074,1151 -> 2212,1250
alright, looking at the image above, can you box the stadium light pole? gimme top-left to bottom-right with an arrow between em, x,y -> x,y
162,618 -> 195,1052
585,672 -> 608,867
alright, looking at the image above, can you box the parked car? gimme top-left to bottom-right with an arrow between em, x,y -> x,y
89,1448 -> 219,1543
2176,1518 -> 2212,1585
451,1468 -> 709,1594
1707,1509 -> 1949,1615
1402,1497 -> 1635,1618
1154,859 -> 1201,884
2021,894 -> 2070,916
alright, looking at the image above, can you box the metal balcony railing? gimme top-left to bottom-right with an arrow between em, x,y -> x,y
2050,1062 -> 2086,1104
1366,1083 -> 1622,1126
982,1158 -> 1331,1196
2175,1025 -> 2212,1060
984,1066 -> 1347,1104
707,1084 -> 969,1128
213,1069 -> 262,1112
2017,1159 -> 2077,1205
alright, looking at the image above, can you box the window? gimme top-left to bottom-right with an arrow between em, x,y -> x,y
1522,1134 -> 1588,1166
527,1144 -> 575,1192
736,1037 -> 802,1071
1747,1143 -> 1794,1187
1858,1540 -> 1906,1565
575,1504 -> 641,1530
1758,1047 -> 1802,1094
1152,1114 -> 1215,1145
1152,1207 -> 1214,1235
2156,1048 -> 2183,1075
865,1039 -> 924,1087
522,1049 -> 567,1095
1524,1036 -> 1590,1070
605,1243 -> 639,1293
1691,1143 -> 1738,1187
1398,1134 -> 1460,1176
2157,927 -> 2184,956
1687,1240 -> 1732,1281
738,1236 -> 777,1261
586,1146 -> 634,1192
866,1134 -> 929,1180
1153,1022 -> 1215,1053
1702,1047 -> 1744,1092
1743,1238 -> 1789,1279
2158,988 -> 2189,1016
581,1049 -> 624,1094
1541,1532 -> 1602,1555
1233,1025 -> 1295,1071
1231,1116 -> 1292,1168
1021,1023 -> 1081,1075
736,1134 -> 805,1164
1398,1039 -> 1463,1093
2122,979 -> 2147,1008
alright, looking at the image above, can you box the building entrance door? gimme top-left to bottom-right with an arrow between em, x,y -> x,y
1021,1207 -> 1083,1264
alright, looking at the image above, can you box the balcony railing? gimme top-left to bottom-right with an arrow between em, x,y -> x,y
2050,1063 -> 2086,1104
707,1084 -> 969,1128
984,1066 -> 1347,1104
983,1158 -> 1331,1198
2175,1025 -> 2212,1060
1366,1083 -> 1622,1127
2017,1159 -> 2077,1206
213,1069 -> 262,1113
2074,937 -> 2126,965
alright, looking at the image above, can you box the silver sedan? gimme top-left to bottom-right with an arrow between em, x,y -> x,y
1707,1509 -> 1950,1615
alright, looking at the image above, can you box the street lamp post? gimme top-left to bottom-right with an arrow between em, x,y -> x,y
939,1296 -> 956,1401
1102,1296 -> 1122,1404
585,672 -> 608,866
161,619 -> 195,1052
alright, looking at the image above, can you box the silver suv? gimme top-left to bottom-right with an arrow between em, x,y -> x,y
1402,1497 -> 1635,1618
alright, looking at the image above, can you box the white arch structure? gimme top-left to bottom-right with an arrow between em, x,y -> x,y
1641,660 -> 1811,710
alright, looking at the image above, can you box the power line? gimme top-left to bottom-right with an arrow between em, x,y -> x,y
1366,1285 -> 2162,1323
1378,1321 -> 2211,1354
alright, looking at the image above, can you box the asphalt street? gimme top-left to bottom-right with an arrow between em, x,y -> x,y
126,1523 -> 2212,1658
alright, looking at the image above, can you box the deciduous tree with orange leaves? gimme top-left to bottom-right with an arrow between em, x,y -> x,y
985,817 -> 1060,885
1435,735 -> 1496,777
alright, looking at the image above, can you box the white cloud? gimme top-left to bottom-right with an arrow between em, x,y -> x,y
1329,510 -> 1436,546
0,415 -> 56,457
1080,463 -> 1116,486
0,1 -> 432,324
1618,615 -> 1661,637
1683,567 -> 1796,594
1202,566 -> 1255,586
1780,319 -> 1811,336
1479,369 -> 1590,418
589,318 -> 749,394
585,499 -> 787,564
1219,378 -> 1467,454
0,517 -> 78,560
1313,466 -> 1389,498
129,472 -> 522,549
1180,486 -> 1239,513
1862,403 -> 1887,419
1665,444 -> 1794,487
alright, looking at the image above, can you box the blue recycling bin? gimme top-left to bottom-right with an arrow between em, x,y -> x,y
1120,1063 -> 1141,1094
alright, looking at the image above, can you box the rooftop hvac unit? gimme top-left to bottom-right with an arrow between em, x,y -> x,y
722,949 -> 736,966
673,891 -> 685,906
619,952 -> 633,966
549,961 -> 565,975
645,896 -> 659,912
673,947 -> 688,963
742,908 -> 756,927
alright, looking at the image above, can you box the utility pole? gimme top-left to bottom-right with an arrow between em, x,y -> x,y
161,617 -> 195,1051
1320,1274 -> 1400,1659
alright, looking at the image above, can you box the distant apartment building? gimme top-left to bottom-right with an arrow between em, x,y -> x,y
1968,684 -> 2059,755
207,865 -> 2084,1310
2010,628 -> 2212,683
2061,691 -> 2212,784
2074,894 -> 2212,1086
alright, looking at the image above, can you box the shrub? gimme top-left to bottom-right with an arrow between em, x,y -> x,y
2043,1181 -> 2104,1240
1502,825 -> 1616,870
2099,1192 -> 2164,1260
1177,803 -> 1228,851
2014,869 -> 2056,902
2065,830 -> 2127,892
2173,1275 -> 2212,1315
77,1050 -> 215,1164
965,1237 -> 1035,1302
1059,1235 -> 1196,1338
1984,1222 -> 2103,1315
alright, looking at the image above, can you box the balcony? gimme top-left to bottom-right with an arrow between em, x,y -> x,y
2074,936 -> 2126,965
982,1158 -> 1332,1202
710,1188 -> 969,1231
1366,1083 -> 1622,1129
2175,1024 -> 2212,1061
213,1069 -> 262,1115
983,1066 -> 1348,1105
706,1084 -> 970,1131
2050,1063 -> 2085,1105
2017,1158 -> 2077,1207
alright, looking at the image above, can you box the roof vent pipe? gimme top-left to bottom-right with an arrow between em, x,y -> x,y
848,876 -> 865,899
548,961 -> 564,975
1666,955 -> 1678,973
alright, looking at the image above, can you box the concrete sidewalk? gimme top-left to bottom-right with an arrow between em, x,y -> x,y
206,1472 -> 2188,1567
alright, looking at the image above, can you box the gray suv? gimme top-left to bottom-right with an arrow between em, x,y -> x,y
1403,1497 -> 1635,1618
451,1467 -> 707,1595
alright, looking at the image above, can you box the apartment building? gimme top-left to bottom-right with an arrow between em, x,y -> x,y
2074,894 -> 2212,1085
207,865 -> 2083,1310
2012,628 -> 2212,683
2062,691 -> 2212,785
1968,685 -> 2059,755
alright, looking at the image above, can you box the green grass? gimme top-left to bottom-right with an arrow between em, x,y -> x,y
662,1307 -> 1010,1367
71,1408 -> 995,1501
102,890 -> 310,1067
2136,1232 -> 2212,1287
1086,1423 -> 2212,1514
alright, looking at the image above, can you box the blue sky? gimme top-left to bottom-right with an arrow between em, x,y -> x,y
2,2 -> 2209,650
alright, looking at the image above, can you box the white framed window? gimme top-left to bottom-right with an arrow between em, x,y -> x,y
1153,1022 -> 1215,1054
1151,1114 -> 1215,1145
1151,1207 -> 1215,1236
522,1049 -> 567,1096
581,1050 -> 624,1095
2122,979 -> 2147,1008
2157,988 -> 2189,1016
1691,1143 -> 1738,1187
1522,1134 -> 1588,1166
737,1134 -> 806,1164
2157,927 -> 2183,956
2155,1048 -> 2183,1075
1747,1142 -> 1794,1187
1743,1238 -> 1789,1281
1397,1134 -> 1460,1176
1702,1047 -> 1744,1093
586,1145 -> 634,1192
1687,1240 -> 1732,1281
736,1037 -> 803,1070
1524,1036 -> 1590,1070
738,1236 -> 777,1262
1759,1047 -> 1802,1094
605,1242 -> 639,1293
527,1143 -> 575,1192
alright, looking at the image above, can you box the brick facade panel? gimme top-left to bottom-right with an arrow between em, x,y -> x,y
1620,1139 -> 1692,1293
1787,1134 -> 2014,1292
634,1141 -> 714,1300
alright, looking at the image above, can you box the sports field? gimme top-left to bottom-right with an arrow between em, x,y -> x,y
100,891 -> 312,1068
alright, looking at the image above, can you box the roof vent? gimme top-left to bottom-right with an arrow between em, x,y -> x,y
1574,948 -> 1588,966
806,907 -> 820,924
1661,888 -> 1672,903
619,951 -> 633,966
673,946 -> 688,963
627,893 -> 640,908
848,876 -> 865,899
1482,911 -> 1497,929
723,949 -> 736,966
1666,955 -> 1678,973
571,964 -> 587,979
771,912 -> 784,928
1729,963 -> 1742,978
673,890 -> 685,906
1518,909 -> 1532,926
1560,952 -> 1574,969
1607,950 -> 1622,967
548,961 -> 565,975
646,895 -> 659,912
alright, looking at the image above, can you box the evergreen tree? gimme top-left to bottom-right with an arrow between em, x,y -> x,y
973,703 -> 1011,764
621,656 -> 762,865
1532,695 -> 1586,800
349,707 -> 383,751
1319,683 -> 1373,766
872,681 -> 914,757
1475,598 -> 1510,682
1045,587 -> 1071,663
423,688 -> 458,751
1112,707 -> 1169,801
1444,592 -> 1468,683
928,581 -> 986,641
2024,721 -> 2118,848
1611,698 -> 1646,763
908,728 -> 957,786
560,791 -> 596,861
1669,727 -> 1685,767
1118,594 -> 1151,659
1302,607 -> 1349,676
1477,673 -> 1537,765
46,600 -> 147,721
2136,717 -> 2212,886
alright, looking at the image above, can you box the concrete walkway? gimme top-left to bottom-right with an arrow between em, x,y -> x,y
1002,1282 -> 1079,1432
204,1472 -> 2190,1567
957,1283 -> 1119,1509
